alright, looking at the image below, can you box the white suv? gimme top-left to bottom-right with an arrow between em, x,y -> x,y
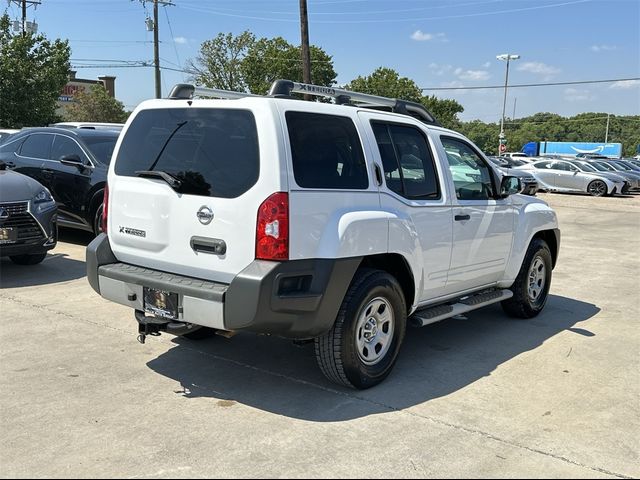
87,80 -> 560,389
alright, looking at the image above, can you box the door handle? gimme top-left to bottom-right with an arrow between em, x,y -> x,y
374,164 -> 383,186
43,168 -> 55,174
454,214 -> 471,221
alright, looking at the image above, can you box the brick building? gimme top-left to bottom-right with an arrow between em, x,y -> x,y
56,71 -> 117,115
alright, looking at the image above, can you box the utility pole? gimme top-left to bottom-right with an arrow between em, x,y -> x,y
605,113 -> 610,143
153,0 -> 161,99
299,0 -> 312,100
8,0 -> 41,35
137,0 -> 174,99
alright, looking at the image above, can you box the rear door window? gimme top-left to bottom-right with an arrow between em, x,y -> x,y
371,121 -> 440,199
286,111 -> 368,189
114,108 -> 259,198
19,134 -> 53,159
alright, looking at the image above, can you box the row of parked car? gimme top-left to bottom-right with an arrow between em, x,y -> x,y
0,119 -> 637,266
0,122 -> 122,264
487,153 -> 640,197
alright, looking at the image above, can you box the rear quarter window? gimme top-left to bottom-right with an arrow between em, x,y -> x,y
286,111 -> 368,190
114,108 -> 259,198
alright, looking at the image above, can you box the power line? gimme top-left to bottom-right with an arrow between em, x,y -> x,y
421,77 -> 640,91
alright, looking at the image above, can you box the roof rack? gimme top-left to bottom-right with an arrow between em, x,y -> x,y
168,84 -> 260,100
167,80 -> 440,126
268,80 -> 440,126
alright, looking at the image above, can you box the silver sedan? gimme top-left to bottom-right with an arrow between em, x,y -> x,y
516,159 -> 626,196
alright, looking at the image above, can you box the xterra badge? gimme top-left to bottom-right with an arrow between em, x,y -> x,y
119,226 -> 146,238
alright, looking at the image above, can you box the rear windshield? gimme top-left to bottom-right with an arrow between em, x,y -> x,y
115,108 -> 259,198
83,136 -> 117,165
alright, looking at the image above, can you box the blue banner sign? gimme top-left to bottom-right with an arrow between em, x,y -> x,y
537,141 -> 622,158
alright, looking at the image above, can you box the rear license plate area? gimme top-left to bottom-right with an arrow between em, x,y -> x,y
143,287 -> 179,320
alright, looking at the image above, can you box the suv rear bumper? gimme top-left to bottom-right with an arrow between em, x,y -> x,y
86,234 -> 361,339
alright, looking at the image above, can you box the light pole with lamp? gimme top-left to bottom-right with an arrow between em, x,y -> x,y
497,53 -> 520,154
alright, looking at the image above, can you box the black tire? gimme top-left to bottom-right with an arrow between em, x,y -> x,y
9,253 -> 47,265
180,326 -> 218,340
92,203 -> 104,237
587,180 -> 608,197
314,269 -> 407,390
501,238 -> 553,319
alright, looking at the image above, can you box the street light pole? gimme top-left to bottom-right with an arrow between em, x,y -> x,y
497,53 -> 520,153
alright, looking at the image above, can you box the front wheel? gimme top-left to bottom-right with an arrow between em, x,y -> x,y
502,238 -> 553,319
587,180 -> 608,197
314,269 -> 407,389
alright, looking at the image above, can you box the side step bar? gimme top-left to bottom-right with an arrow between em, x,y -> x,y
410,289 -> 513,327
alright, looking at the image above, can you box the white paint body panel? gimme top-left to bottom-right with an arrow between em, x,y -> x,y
107,99 -> 287,284
105,95 -> 559,312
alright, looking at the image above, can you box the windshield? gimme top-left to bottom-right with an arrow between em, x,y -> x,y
83,136 -> 118,165
575,162 -> 596,172
594,162 -> 615,171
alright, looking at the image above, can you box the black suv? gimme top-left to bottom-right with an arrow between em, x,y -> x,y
0,127 -> 119,235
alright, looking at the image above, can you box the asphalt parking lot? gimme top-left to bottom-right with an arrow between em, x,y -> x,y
1,193 -> 638,479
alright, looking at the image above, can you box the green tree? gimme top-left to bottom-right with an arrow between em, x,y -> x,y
187,31 -> 255,92
346,67 -> 423,102
346,67 -> 464,129
63,84 -> 128,123
241,37 -> 337,94
0,14 -> 70,128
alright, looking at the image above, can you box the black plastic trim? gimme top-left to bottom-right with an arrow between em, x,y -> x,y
86,233 -> 117,294
225,257 -> 362,338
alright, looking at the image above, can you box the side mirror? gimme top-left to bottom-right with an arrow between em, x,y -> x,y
59,154 -> 83,167
0,160 -> 6,171
499,175 -> 522,197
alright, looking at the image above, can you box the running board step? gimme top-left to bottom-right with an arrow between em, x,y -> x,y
410,289 -> 513,327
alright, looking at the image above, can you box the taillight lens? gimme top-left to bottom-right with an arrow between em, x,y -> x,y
101,184 -> 109,234
256,192 -> 288,261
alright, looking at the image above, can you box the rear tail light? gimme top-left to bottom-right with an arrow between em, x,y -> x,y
101,184 -> 109,234
256,192 -> 288,261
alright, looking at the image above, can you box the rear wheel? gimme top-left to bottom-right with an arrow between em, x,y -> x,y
502,238 -> 552,319
314,269 -> 407,389
92,203 -> 104,236
9,253 -> 47,265
587,180 -> 607,197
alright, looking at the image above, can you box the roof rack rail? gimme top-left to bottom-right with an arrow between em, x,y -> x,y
168,83 -> 259,100
167,80 -> 440,126
268,79 -> 440,126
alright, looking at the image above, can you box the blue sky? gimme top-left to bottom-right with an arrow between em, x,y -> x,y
7,0 -> 640,121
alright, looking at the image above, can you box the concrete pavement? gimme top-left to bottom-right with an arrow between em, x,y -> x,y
1,193 -> 638,478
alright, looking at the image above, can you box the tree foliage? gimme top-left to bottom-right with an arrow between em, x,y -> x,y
187,31 -> 255,92
188,32 -> 337,95
63,84 -> 128,123
345,67 -> 464,130
0,14 -> 70,128
458,112 -> 640,157
242,38 -> 337,95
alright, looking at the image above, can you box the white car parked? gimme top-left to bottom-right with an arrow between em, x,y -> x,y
87,80 -> 560,389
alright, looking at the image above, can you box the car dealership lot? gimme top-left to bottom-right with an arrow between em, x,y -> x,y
1,193 -> 638,479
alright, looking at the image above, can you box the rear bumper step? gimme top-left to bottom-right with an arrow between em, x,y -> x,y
410,289 -> 513,327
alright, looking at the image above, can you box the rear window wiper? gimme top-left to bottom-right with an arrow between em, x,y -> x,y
135,170 -> 182,190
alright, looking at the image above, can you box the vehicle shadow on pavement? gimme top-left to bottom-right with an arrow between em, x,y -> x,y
0,252 -> 86,288
146,294 -> 600,422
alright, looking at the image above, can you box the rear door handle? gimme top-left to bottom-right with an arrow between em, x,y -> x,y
455,214 -> 471,221
43,168 -> 55,175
